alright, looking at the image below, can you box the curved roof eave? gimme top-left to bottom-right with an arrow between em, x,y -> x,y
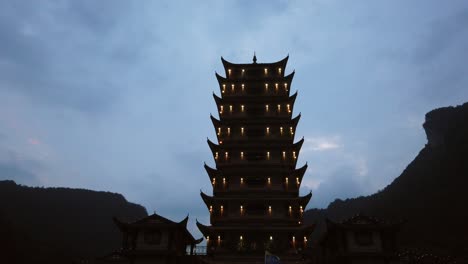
221,55 -> 289,68
196,220 -> 211,237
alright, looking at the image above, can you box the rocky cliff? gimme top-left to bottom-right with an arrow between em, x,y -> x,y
304,102 -> 468,257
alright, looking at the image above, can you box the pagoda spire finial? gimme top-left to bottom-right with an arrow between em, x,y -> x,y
253,52 -> 257,64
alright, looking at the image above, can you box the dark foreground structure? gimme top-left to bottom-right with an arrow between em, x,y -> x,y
98,213 -> 202,264
196,55 -> 314,263
310,214 -> 401,264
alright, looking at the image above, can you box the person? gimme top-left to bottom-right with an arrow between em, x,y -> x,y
265,250 -> 281,264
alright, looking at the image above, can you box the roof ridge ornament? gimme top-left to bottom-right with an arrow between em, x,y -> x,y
253,52 -> 257,64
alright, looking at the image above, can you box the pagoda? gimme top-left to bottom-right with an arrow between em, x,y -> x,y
197,54 -> 315,260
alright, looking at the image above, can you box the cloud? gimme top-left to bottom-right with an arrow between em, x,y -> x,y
0,0 -> 467,237
311,165 -> 367,209
27,138 -> 41,145
302,136 -> 342,152
0,153 -> 44,185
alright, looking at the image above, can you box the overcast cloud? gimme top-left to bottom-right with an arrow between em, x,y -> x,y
1,0 -> 467,238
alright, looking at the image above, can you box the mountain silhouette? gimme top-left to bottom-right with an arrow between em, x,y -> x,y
304,102 -> 468,258
0,181 -> 147,263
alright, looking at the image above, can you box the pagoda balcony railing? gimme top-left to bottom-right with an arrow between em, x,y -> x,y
218,135 -> 294,142
215,161 -> 298,169
213,186 -> 299,194
219,111 -> 292,119
188,246 -> 207,255
221,89 -> 289,97
210,215 -> 301,224
215,158 -> 297,164
214,186 -> 298,193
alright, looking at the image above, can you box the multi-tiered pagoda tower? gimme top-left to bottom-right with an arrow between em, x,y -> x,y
197,55 -> 314,258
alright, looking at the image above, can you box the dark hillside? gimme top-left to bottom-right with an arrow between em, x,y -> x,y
0,180 -> 147,263
304,102 -> 468,257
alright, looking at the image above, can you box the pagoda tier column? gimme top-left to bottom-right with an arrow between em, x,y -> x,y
197,55 -> 315,257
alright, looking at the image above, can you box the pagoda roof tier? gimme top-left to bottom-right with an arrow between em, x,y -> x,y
221,55 -> 289,74
213,139 -> 298,147
213,91 -> 297,105
213,190 -> 301,197
207,137 -> 304,152
216,115 -> 297,124
204,163 -> 308,178
204,163 -> 307,179
204,163 -> 219,178
215,71 -> 294,88
197,221 -> 315,237
200,191 -> 312,207
211,139 -> 304,150
211,113 -> 300,127
212,160 -> 301,169
114,213 -> 199,244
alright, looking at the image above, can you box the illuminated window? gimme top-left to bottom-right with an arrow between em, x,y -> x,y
231,84 -> 235,92
300,205 -> 304,213
289,205 -> 292,214
222,84 -> 226,93
268,205 -> 272,215
241,83 -> 245,92
241,127 -> 244,136
223,177 -> 226,184
240,205 -> 243,215
270,236 -> 273,240
296,177 -> 300,185
228,69 -> 231,76
240,151 -> 244,159
293,151 -> 297,159
290,127 -> 294,135
264,68 -> 268,74
227,127 -> 231,136
207,236 -> 210,240
240,235 -> 243,240
267,177 -> 271,184
265,83 -> 269,91
240,177 -> 244,184
275,83 -> 279,91
209,205 -> 213,213
278,67 -> 282,74
267,151 -> 270,160
280,127 -> 284,135
282,151 -> 286,160
277,104 -> 281,112
284,83 -> 288,90
219,106 -> 224,114
217,127 -> 221,136
212,178 -> 216,185
287,104 -> 291,113
266,127 -> 270,135
265,104 -> 269,112
241,69 -> 245,75
219,140 -> 223,144
215,152 -> 219,160
225,152 -> 229,160
285,177 -> 289,184
241,105 -> 245,112
229,105 -> 233,113
304,236 -> 308,243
